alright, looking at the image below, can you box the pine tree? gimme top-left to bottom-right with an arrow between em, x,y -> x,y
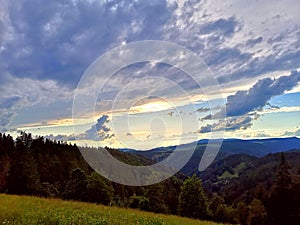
144,183 -> 168,213
209,194 -> 227,222
248,199 -> 267,225
276,152 -> 292,189
0,155 -> 10,192
178,174 -> 209,219
7,152 -> 40,195
64,168 -> 88,201
236,201 -> 249,225
267,152 -> 293,224
86,172 -> 113,205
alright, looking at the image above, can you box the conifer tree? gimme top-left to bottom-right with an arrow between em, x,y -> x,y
268,153 -> 293,224
178,174 -> 209,219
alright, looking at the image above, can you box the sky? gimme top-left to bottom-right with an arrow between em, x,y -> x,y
0,0 -> 300,150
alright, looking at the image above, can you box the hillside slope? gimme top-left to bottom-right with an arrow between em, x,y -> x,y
0,194 -> 220,225
199,150 -> 300,204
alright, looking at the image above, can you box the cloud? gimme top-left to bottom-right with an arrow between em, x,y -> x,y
242,130 -> 272,138
219,50 -> 300,84
216,71 -> 300,118
0,74 -> 72,132
199,71 -> 300,133
282,128 -> 300,137
1,0 -> 300,135
45,114 -> 114,142
84,115 -> 114,141
196,107 -> 211,113
0,0 -> 172,86
254,131 -> 272,138
196,105 -> 221,113
258,106 -> 300,115
44,134 -> 76,142
265,103 -> 280,110
201,114 -> 212,121
2,0 -> 300,90
245,36 -> 263,48
199,115 -> 253,133
166,0 -> 300,87
267,33 -> 285,44
200,17 -> 237,37
93,61 -> 202,114
0,96 -> 21,131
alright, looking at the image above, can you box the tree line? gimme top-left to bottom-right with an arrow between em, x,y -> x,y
0,132 -> 299,224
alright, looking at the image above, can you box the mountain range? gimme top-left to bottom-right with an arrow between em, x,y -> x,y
120,137 -> 300,176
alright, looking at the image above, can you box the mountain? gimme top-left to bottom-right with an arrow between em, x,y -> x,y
199,149 -> 300,205
2,133 -> 300,224
125,135 -> 298,156
121,137 -> 300,177
125,137 -> 300,157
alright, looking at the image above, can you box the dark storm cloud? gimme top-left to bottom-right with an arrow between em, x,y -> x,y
2,0 -> 298,90
200,17 -> 238,37
218,48 -> 300,84
0,0 -> 175,130
164,0 -> 300,86
206,48 -> 252,68
199,71 -> 300,133
0,0 -> 172,86
1,0 -> 300,134
221,70 -> 300,117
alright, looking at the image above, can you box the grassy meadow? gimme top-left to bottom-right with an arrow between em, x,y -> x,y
0,194 -> 220,225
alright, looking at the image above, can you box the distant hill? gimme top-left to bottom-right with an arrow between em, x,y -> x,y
220,137 -> 300,156
125,137 -> 300,157
124,137 -> 300,176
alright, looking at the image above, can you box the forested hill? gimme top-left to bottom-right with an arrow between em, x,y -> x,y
128,137 -> 300,176
200,150 -> 300,199
127,137 -> 300,158
1,132 -> 300,224
0,132 -> 183,215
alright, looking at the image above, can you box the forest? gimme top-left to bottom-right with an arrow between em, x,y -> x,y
0,132 -> 300,225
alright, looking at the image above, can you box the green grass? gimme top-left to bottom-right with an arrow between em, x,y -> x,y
0,194 -> 220,225
219,162 -> 247,179
219,170 -> 239,179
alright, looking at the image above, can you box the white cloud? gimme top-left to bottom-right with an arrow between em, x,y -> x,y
0,73 -> 72,131
199,71 -> 300,133
164,0 -> 300,85
44,114 -> 114,143
199,115 -> 253,133
281,127 -> 300,137
258,106 -> 300,115
216,71 -> 300,118
84,115 -> 114,141
1,0 -> 300,140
